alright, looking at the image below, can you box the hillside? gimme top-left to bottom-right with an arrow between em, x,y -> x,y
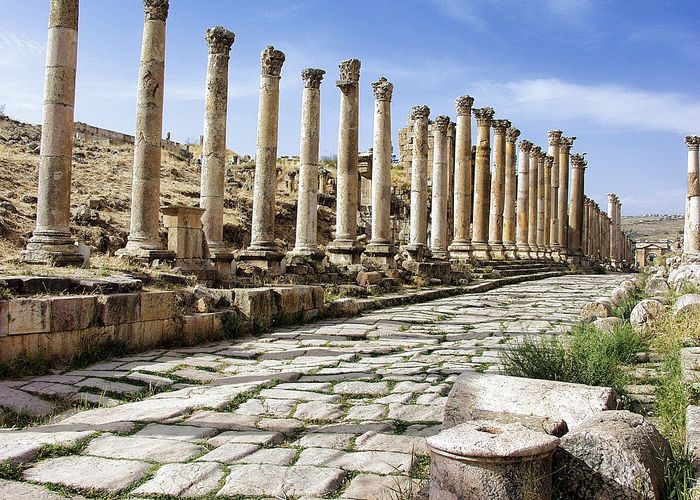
621,214 -> 684,243
0,115 -> 336,263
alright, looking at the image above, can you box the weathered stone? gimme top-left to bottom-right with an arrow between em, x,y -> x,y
580,300 -> 611,323
340,474 -> 419,500
329,298 -> 360,317
131,462 -> 224,497
355,431 -> 428,455
196,442 -> 260,463
334,381 -> 389,396
610,286 -> 632,306
236,447 -> 297,465
592,316 -> 624,333
8,298 -> 51,334
84,435 -> 206,462
133,423 -> 217,441
218,464 -> 346,497
50,295 -> 97,331
669,264 -> 700,291
208,429 -> 284,446
445,372 -> 617,430
295,432 -> 357,449
140,291 -> 177,321
294,401 -> 344,420
233,288 -> 274,328
23,456 -> 150,493
296,447 -> 413,474
0,384 -> 55,416
75,377 -> 144,395
97,293 -> 140,326
687,405 -> 700,476
673,294 -> 700,317
645,277 -> 670,296
0,479 -> 71,500
554,410 -> 671,500
630,299 -> 667,334
357,271 -> 382,287
346,404 -> 386,421
260,388 -> 340,402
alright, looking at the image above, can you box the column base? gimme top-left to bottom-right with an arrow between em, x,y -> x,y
21,230 -> 85,267
238,247 -> 285,274
326,239 -> 364,266
447,240 -> 473,261
488,242 -> 506,260
210,251 -> 236,277
471,242 -> 491,261
362,242 -> 398,269
286,249 -> 327,273
504,244 -> 518,260
404,243 -> 430,262
516,244 -> 531,260
115,246 -> 176,264
430,248 -> 450,261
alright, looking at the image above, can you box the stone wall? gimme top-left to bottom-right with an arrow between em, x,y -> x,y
74,122 -> 191,158
0,284 -> 324,365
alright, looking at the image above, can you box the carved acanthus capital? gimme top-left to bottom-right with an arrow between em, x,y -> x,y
506,127 -> 521,143
338,58 -> 360,83
411,105 -> 430,120
144,0 -> 169,21
547,130 -> 562,146
607,193 -> 617,203
454,95 -> 474,116
301,68 -> 325,89
205,26 -> 235,55
530,146 -> 542,158
371,77 -> 393,101
518,139 -> 533,152
545,155 -> 554,168
434,115 -> 451,133
491,119 -> 511,133
686,135 -> 700,151
473,107 -> 494,126
559,136 -> 576,151
261,46 -> 285,77
571,153 -> 588,168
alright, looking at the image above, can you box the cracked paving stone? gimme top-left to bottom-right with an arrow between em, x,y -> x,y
218,464 -> 346,498
355,431 -> 429,455
295,432 -> 357,450
84,435 -> 206,462
295,447 -> 414,474
208,429 -> 284,446
184,410 -> 259,430
0,385 -> 55,417
294,401 -> 345,420
235,398 -> 296,417
333,381 -> 390,396
196,442 -> 260,463
235,447 -> 298,465
345,403 -> 387,421
23,456 -> 150,493
257,417 -> 305,435
133,423 -> 218,442
131,462 -> 224,497
259,388 -> 340,402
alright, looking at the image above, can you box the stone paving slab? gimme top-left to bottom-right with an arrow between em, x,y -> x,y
131,462 -> 224,497
218,464 -> 347,497
84,434 -> 206,462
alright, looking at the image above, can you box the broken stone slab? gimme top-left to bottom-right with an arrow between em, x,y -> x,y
553,410 -> 671,500
84,434 -> 206,463
23,455 -> 150,493
668,264 -> 700,291
131,462 -> 224,497
0,426 -> 95,465
218,464 -> 346,497
444,372 -> 617,431
427,420 -> 560,500
645,277 -> 670,296
630,299 -> 667,335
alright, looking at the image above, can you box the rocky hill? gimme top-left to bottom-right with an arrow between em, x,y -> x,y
621,214 -> 684,243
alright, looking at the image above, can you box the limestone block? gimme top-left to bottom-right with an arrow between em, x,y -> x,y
182,313 -> 216,343
0,333 -> 39,363
140,291 -> 177,321
669,264 -> 700,291
610,286 -> 632,306
37,330 -> 83,361
329,298 -> 359,317
311,286 -> 325,309
579,300 -> 611,323
592,316 -> 624,333
233,288 -> 274,328
272,286 -> 314,317
630,299 -> 666,335
0,301 -> 8,337
645,277 -> 670,296
673,294 -> 700,317
97,293 -> 140,326
357,271 -> 382,287
50,295 -> 97,332
553,410 -> 671,499
8,298 -> 51,334
444,372 -> 617,431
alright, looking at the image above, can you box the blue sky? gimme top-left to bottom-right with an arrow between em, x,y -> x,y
1,0 -> 698,214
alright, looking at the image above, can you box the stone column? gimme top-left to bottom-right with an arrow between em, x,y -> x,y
528,146 -> 540,257
447,121 -> 456,244
22,0 -> 84,266
607,193 -> 618,267
543,155 -> 553,259
503,127 -> 520,259
199,26 -> 235,259
239,46 -> 286,272
406,105 -> 430,261
448,96 -> 474,260
327,59 -> 362,265
684,136 -> 700,259
535,150 -> 546,258
557,136 -> 576,256
289,68 -> 325,266
582,198 -> 590,257
364,77 -> 397,268
547,130 -> 562,259
616,199 -> 623,265
471,107 -> 495,260
117,0 -> 173,262
431,116 -> 452,259
516,140 -> 532,259
568,153 -> 587,259
487,119 -> 510,260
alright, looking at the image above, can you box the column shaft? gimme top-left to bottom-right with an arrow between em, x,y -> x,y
407,105 -> 430,259
449,96 -> 474,258
557,136 -> 575,254
547,131 -> 562,256
471,107 -> 494,259
536,151 -> 545,257
516,140 -> 532,258
503,127 -> 520,258
568,153 -> 587,257
431,116 -> 451,258
527,147 -> 540,255
488,119 -> 510,259
543,156 -> 553,257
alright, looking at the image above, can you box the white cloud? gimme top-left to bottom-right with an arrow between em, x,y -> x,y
471,78 -> 700,134
0,32 -> 43,69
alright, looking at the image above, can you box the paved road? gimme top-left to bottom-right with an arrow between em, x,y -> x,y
0,274 -> 629,499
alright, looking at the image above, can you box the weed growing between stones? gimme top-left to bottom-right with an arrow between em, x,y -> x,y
0,460 -> 22,480
501,322 -> 647,395
0,349 -> 55,379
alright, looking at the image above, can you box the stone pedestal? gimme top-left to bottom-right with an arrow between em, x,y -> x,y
289,68 -> 325,270
239,46 -> 286,272
503,127 -> 520,259
161,206 -> 207,259
448,96 -> 474,260
363,77 -> 397,269
327,59 -> 363,266
199,27 -> 234,258
430,116 -> 452,260
516,140 -> 532,259
406,105 -> 431,262
471,107 -> 495,260
547,130 -> 562,260
22,0 -> 84,266
427,420 -> 559,500
567,153 -> 587,261
527,146 -> 540,258
117,0 -> 171,262
557,136 -> 575,257
488,119 -> 510,260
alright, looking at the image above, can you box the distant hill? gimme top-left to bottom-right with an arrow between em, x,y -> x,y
621,214 -> 684,243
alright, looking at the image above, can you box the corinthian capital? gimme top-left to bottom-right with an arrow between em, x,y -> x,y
261,46 -> 285,77
434,115 -> 451,133
411,105 -> 430,120
205,26 -> 235,55
454,95 -> 474,116
518,139 -> 533,152
372,77 -> 393,101
491,119 -> 511,133
301,68 -> 325,89
547,130 -> 562,145
144,0 -> 169,21
686,135 -> 700,151
473,107 -> 494,126
559,136 -> 576,151
338,59 -> 361,83
545,155 -> 554,168
506,127 -> 520,143
607,193 -> 616,203
571,153 -> 588,168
